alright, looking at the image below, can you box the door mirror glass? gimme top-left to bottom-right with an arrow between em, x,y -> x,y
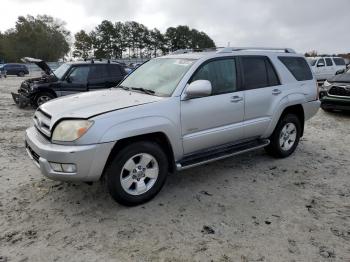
184,80 -> 212,99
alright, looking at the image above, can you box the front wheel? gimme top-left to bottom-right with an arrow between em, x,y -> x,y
34,92 -> 55,107
105,141 -> 169,206
265,114 -> 301,158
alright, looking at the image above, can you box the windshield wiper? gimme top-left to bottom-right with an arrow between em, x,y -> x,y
116,85 -> 131,91
131,87 -> 155,95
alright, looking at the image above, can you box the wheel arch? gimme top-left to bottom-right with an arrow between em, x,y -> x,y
101,132 -> 176,180
280,104 -> 305,137
34,88 -> 58,99
263,103 -> 305,138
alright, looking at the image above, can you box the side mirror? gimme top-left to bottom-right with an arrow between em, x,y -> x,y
317,62 -> 325,67
184,80 -> 212,100
336,69 -> 345,75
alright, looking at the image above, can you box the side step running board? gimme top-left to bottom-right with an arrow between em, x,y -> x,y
176,139 -> 270,171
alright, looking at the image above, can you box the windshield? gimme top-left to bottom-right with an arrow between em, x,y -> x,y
120,58 -> 196,96
53,63 -> 70,79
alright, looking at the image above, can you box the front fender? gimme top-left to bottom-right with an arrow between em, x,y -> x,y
99,116 -> 183,160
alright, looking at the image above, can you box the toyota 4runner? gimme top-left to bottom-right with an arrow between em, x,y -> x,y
25,47 -> 320,206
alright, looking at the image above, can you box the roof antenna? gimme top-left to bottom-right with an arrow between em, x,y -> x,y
227,42 -> 231,47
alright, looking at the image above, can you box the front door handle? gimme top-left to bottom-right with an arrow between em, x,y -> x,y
231,96 -> 243,103
272,89 -> 282,95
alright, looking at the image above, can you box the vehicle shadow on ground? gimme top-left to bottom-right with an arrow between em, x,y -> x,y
42,149 -> 276,212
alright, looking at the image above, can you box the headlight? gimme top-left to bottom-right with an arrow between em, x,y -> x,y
52,120 -> 93,142
323,80 -> 332,88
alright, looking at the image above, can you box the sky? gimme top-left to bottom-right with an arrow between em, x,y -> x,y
1,0 -> 350,54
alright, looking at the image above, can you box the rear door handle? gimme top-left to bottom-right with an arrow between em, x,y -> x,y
272,89 -> 282,95
231,96 -> 243,103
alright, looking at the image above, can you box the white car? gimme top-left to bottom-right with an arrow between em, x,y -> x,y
308,57 -> 346,81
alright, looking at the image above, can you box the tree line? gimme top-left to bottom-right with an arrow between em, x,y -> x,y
0,15 -> 70,62
0,15 -> 216,62
73,21 -> 216,59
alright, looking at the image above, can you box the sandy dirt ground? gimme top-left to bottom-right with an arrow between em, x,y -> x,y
0,74 -> 349,262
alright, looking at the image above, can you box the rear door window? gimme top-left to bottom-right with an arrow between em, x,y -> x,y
88,65 -> 109,80
240,56 -> 280,90
278,56 -> 313,81
325,58 -> 333,66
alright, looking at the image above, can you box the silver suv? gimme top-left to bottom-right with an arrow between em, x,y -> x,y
25,47 -> 320,206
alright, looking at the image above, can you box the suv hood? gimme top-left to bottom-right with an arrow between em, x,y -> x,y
40,89 -> 164,125
21,57 -> 52,75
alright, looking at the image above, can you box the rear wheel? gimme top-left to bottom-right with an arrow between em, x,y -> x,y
18,71 -> 25,77
265,114 -> 301,158
34,92 -> 55,107
105,141 -> 169,206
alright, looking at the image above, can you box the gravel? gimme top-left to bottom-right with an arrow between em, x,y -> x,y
0,75 -> 349,261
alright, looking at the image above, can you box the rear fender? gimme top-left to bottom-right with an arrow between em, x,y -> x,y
262,93 -> 306,138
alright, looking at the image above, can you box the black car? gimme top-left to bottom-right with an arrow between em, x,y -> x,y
319,68 -> 350,111
12,57 -> 127,108
0,63 -> 29,76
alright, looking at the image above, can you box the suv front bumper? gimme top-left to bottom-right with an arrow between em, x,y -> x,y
320,96 -> 350,111
25,126 -> 115,182
12,92 -> 31,108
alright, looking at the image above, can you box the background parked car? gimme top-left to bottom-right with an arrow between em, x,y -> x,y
319,68 -> 350,112
12,57 -> 128,108
0,64 -> 7,78
0,63 -> 29,76
308,57 -> 346,82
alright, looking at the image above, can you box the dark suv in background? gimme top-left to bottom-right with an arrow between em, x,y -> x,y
12,57 -> 127,108
0,63 -> 29,76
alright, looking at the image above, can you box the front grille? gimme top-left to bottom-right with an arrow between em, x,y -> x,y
329,86 -> 350,97
27,144 -> 40,163
33,108 -> 52,138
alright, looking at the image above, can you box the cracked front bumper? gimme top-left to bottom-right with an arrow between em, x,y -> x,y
25,126 -> 115,182
11,92 -> 31,108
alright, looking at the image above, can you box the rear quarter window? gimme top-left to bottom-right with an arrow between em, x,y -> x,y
278,56 -> 313,81
333,58 -> 346,66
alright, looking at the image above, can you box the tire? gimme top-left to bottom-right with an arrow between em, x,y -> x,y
105,141 -> 169,206
265,114 -> 301,158
18,71 -> 25,77
34,92 -> 55,107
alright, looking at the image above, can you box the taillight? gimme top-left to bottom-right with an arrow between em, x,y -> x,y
316,82 -> 320,100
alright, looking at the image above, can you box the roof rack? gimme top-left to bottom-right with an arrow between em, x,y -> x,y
83,58 -> 113,64
216,47 -> 296,54
172,47 -> 217,54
